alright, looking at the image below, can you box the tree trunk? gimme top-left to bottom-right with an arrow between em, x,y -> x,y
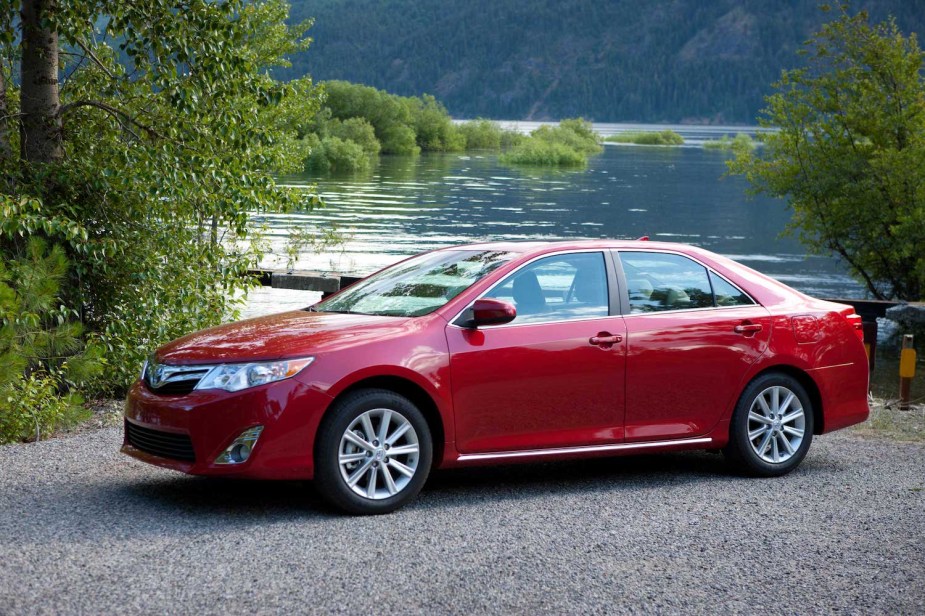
20,0 -> 62,164
0,68 -> 11,169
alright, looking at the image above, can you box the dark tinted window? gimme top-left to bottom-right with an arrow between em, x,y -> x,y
710,271 -> 754,306
486,252 -> 609,324
620,252 -> 713,313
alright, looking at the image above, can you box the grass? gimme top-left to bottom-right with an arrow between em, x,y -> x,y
849,397 -> 925,442
605,130 -> 685,146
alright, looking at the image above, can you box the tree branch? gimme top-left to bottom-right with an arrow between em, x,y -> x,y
74,39 -> 117,80
58,100 -> 165,141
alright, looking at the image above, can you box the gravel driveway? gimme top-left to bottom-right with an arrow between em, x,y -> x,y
1,427 -> 923,614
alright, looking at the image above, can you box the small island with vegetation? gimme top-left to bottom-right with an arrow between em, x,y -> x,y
605,130 -> 685,146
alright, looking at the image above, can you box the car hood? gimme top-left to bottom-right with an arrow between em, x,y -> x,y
155,311 -> 420,364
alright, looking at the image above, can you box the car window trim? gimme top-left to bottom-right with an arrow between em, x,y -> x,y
448,249 -> 621,329
612,249 -> 758,316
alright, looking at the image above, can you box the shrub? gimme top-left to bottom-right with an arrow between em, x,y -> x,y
329,117 -> 381,156
605,130 -> 685,145
457,119 -> 525,150
499,139 -> 587,166
703,133 -> 757,153
458,119 -> 503,149
0,238 -> 102,444
499,118 -> 601,166
304,134 -> 372,173
407,94 -> 466,152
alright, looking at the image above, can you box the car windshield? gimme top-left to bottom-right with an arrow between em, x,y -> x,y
313,250 -> 517,317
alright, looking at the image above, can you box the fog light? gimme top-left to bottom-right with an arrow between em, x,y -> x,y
214,426 -> 264,465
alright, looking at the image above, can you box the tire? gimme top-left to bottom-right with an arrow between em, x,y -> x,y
314,389 -> 432,515
723,373 -> 814,477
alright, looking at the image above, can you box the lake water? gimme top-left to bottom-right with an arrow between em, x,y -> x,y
252,122 -> 860,317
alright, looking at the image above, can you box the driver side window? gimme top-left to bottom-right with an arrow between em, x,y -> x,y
485,252 -> 609,324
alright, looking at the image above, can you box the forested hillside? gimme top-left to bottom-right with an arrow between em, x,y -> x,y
281,0 -> 924,123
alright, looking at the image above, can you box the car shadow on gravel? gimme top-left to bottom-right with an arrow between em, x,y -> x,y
422,449 -> 730,502
31,447 -> 830,538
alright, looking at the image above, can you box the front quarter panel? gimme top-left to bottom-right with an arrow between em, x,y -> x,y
293,314 -> 455,445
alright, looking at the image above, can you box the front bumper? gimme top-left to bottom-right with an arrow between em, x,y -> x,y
122,377 -> 334,479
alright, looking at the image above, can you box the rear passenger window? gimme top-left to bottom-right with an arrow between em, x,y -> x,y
620,252 -> 713,313
710,271 -> 754,306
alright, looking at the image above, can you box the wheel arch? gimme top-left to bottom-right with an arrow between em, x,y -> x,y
330,375 -> 447,467
746,364 -> 824,434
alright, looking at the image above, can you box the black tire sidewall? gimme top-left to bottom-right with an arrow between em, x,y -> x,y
314,389 -> 433,515
726,373 -> 814,477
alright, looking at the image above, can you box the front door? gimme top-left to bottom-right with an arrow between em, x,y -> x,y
447,251 -> 626,453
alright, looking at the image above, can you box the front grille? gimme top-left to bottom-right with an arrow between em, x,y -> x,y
145,378 -> 199,396
144,363 -> 212,396
125,421 -> 196,462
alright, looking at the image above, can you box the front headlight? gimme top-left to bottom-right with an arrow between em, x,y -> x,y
195,357 -> 314,392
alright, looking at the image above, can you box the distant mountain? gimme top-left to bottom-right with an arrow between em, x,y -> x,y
281,0 -> 925,124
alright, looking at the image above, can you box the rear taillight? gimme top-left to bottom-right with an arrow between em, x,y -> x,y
845,312 -> 865,342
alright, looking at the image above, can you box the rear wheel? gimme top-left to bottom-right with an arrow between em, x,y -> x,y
314,389 -> 432,515
724,373 -> 814,477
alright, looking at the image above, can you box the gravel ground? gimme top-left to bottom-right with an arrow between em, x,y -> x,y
1,428 -> 923,615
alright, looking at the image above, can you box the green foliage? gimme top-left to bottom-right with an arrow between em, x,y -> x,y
499,139 -> 587,166
1,0 -> 326,396
407,95 -> 466,152
283,0 -> 925,123
304,134 -> 373,173
457,119 -> 504,150
703,133 -> 756,152
0,375 -> 88,445
315,81 -> 496,157
606,130 -> 685,146
0,238 -> 100,444
500,118 -> 602,166
329,118 -> 381,156
321,80 -> 421,155
729,6 -> 925,300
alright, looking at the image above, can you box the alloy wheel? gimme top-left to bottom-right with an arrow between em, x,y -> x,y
746,385 -> 806,464
337,407 -> 420,500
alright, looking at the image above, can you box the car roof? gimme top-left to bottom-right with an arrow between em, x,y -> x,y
445,239 -> 710,257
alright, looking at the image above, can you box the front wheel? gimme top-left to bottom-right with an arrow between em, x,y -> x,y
314,389 -> 432,515
724,373 -> 814,477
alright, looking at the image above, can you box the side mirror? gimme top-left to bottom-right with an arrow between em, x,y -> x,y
459,298 -> 517,328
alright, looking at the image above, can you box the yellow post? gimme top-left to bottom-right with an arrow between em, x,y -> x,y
899,334 -> 916,411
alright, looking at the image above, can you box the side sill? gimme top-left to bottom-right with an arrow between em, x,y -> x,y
456,437 -> 714,463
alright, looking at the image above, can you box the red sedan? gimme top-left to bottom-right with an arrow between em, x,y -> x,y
123,241 -> 870,514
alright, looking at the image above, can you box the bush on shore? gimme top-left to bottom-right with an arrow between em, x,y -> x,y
605,130 -> 685,145
500,118 -> 602,166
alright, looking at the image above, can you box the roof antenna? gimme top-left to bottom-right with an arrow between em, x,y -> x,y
636,235 -> 649,241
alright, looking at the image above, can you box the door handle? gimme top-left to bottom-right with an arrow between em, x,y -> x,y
590,333 -> 623,346
734,323 -> 763,334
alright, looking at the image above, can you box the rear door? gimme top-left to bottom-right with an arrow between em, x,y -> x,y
447,251 -> 627,453
616,250 -> 771,441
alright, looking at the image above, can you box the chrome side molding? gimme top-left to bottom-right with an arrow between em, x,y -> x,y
456,437 -> 714,462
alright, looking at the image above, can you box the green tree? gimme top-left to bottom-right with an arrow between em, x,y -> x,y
730,5 -> 925,300
1,0 -> 323,392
